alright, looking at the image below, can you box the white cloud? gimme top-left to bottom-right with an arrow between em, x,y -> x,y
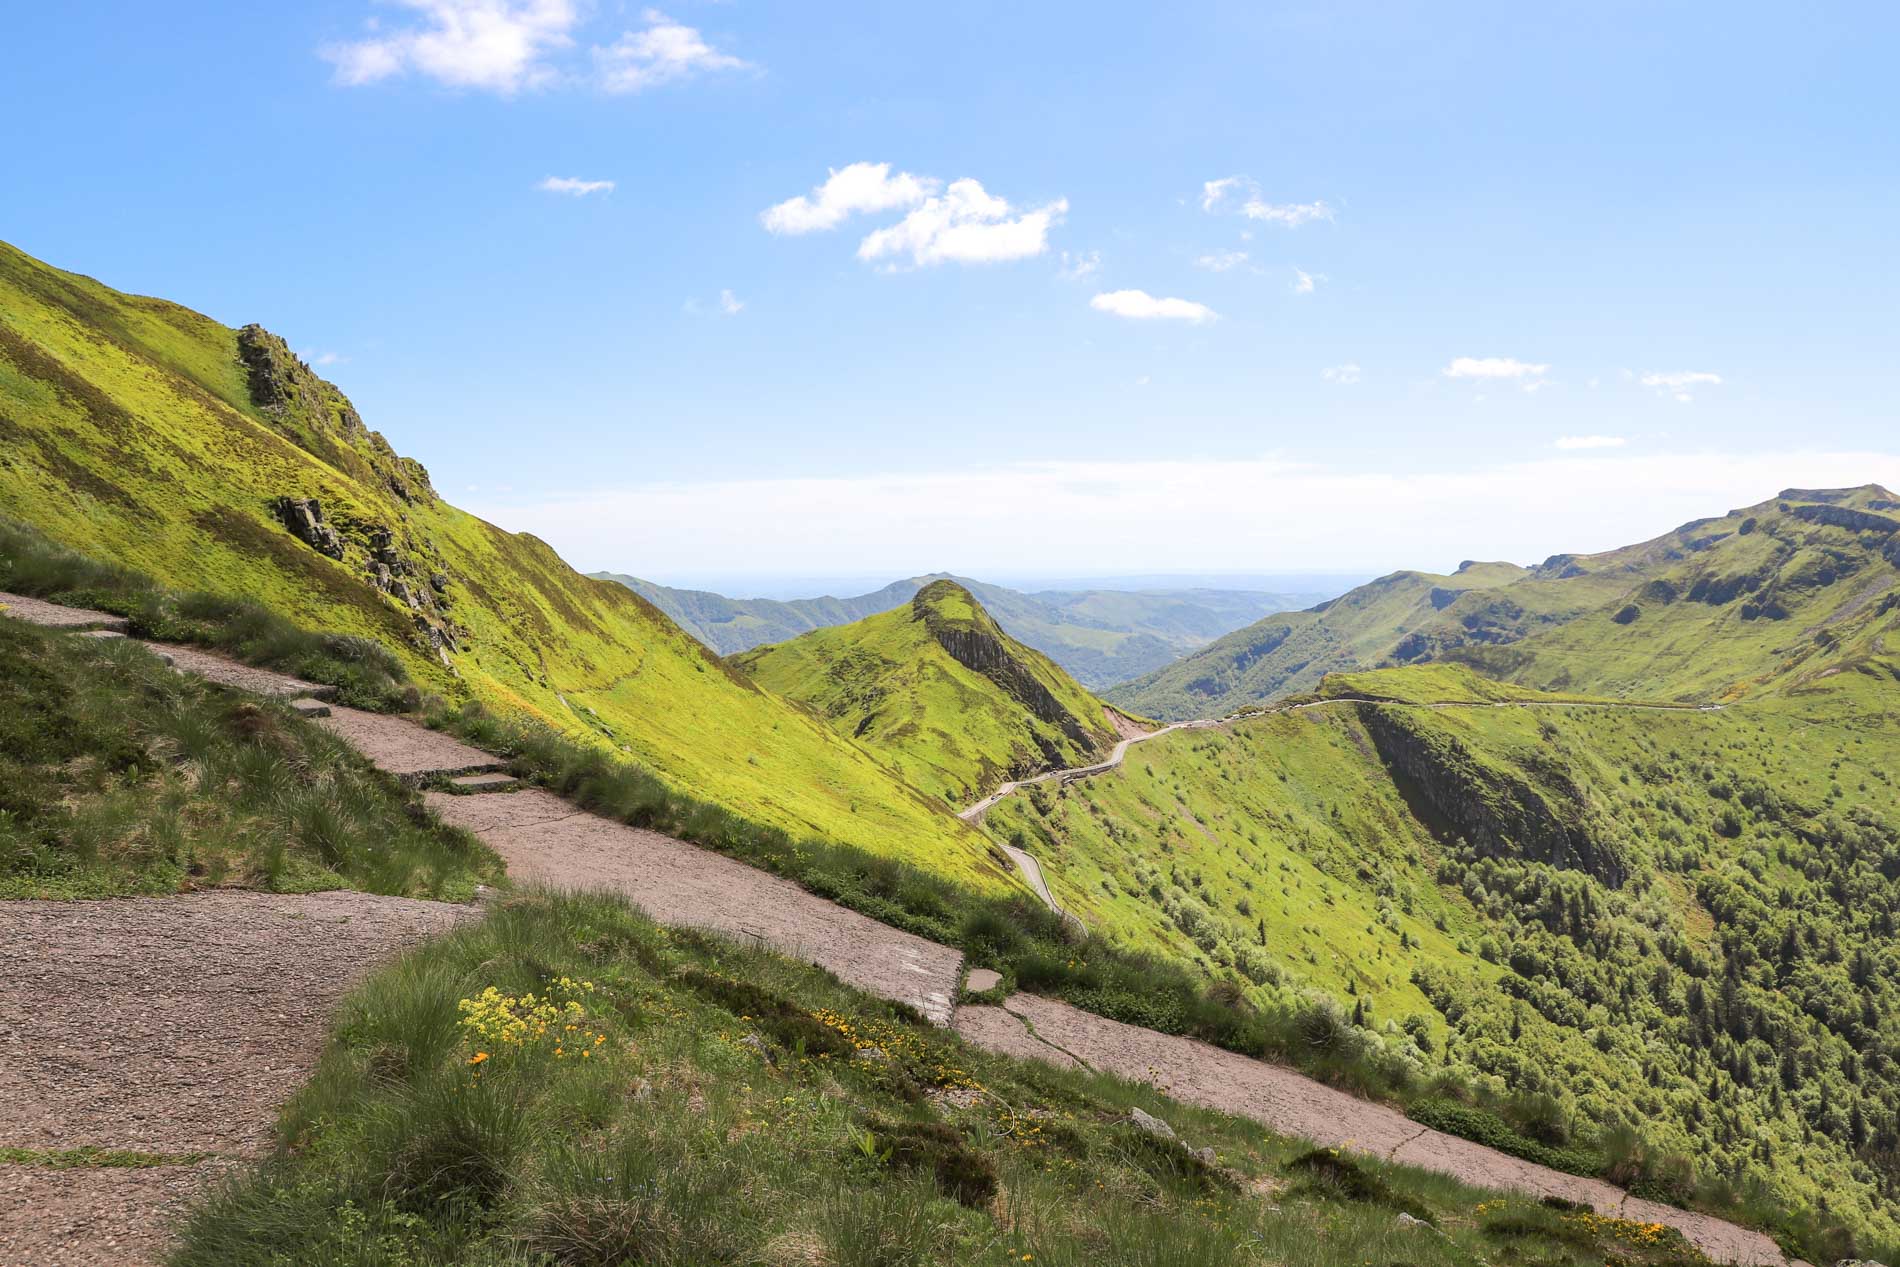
1202,176 -> 1333,226
321,3 -> 744,95
1320,363 -> 1361,385
593,9 -> 747,94
1195,250 -> 1249,272
538,175 -> 614,196
718,289 -> 744,316
322,0 -> 581,93
1090,290 -> 1218,323
1291,267 -> 1325,294
1640,369 -> 1723,403
1058,249 -> 1102,281
857,180 -> 1066,268
473,450 -> 1900,576
1443,356 -> 1551,380
760,162 -> 937,235
1555,435 -> 1627,450
299,349 -> 348,368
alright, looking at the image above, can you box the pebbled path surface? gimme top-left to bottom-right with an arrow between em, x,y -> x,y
313,706 -> 505,780
957,994 -> 1786,1267
0,593 -> 129,632
0,892 -> 467,1267
426,788 -> 964,1026
142,640 -> 335,700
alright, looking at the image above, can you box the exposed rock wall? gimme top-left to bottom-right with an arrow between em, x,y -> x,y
1357,704 -> 1627,887
912,585 -> 1098,750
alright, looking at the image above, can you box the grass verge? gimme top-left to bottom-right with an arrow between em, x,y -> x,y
172,890 -> 1717,1267
0,617 -> 495,899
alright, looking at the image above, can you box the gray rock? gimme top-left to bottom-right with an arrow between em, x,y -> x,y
1128,1107 -> 1176,1141
1190,1146 -> 1216,1166
631,1078 -> 654,1102
852,1046 -> 891,1064
739,1033 -> 775,1064
966,967 -> 1002,993
269,497 -> 345,560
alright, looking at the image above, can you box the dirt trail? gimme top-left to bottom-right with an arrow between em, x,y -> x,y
425,788 -> 962,1024
0,892 -> 466,1267
957,995 -> 1787,1267
0,599 -> 1789,1266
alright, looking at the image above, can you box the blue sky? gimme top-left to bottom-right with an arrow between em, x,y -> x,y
7,2 -> 1897,588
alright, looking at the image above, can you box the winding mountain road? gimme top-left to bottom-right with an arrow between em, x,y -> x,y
961,692 -> 1722,916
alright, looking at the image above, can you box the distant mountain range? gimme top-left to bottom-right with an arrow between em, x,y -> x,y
591,571 -> 1338,689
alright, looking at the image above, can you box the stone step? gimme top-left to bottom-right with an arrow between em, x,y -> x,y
448,772 -> 519,793
288,698 -> 333,719
76,628 -> 128,641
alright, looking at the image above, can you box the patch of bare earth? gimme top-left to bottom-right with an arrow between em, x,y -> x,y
0,892 -> 468,1267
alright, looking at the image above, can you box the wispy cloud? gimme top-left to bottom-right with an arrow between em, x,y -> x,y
1443,356 -> 1550,380
858,180 -> 1066,268
760,162 -> 936,235
1057,249 -> 1102,281
538,175 -> 614,196
1202,176 -> 1333,226
1291,267 -> 1324,295
1321,363 -> 1361,385
594,9 -> 748,94
1090,290 -> 1218,323
299,349 -> 348,368
1640,369 -> 1723,403
1194,250 -> 1248,272
1555,435 -> 1627,450
765,166 -> 1064,268
322,3 -> 745,96
718,289 -> 744,316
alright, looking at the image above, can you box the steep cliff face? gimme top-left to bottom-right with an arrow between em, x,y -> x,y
1357,704 -> 1627,886
912,581 -> 1097,749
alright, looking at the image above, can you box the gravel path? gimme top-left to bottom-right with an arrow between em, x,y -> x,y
0,593 -> 129,632
958,995 -> 1788,1267
312,706 -> 506,781
141,640 -> 336,700
426,788 -> 964,1025
0,892 -> 467,1266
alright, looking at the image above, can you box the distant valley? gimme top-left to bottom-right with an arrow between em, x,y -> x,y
594,569 -> 1339,688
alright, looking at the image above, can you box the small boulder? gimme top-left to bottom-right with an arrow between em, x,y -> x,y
1128,1107 -> 1176,1141
1190,1146 -> 1216,1166
739,1033 -> 775,1064
852,1046 -> 891,1064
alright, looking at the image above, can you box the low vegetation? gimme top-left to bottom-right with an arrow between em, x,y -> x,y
0,616 -> 493,899
174,891 -> 1718,1267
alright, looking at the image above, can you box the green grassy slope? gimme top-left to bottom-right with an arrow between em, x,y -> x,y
1113,489 -> 1900,719
1110,561 -> 1529,719
173,890 -> 1720,1267
1449,487 -> 1900,701
986,658 -> 1900,1250
733,580 -> 1126,802
601,568 -> 1327,688
0,239 -> 1000,886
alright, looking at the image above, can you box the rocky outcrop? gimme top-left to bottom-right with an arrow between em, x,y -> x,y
1791,503 -> 1900,536
268,497 -> 344,560
1358,705 -> 1626,887
236,325 -> 434,506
